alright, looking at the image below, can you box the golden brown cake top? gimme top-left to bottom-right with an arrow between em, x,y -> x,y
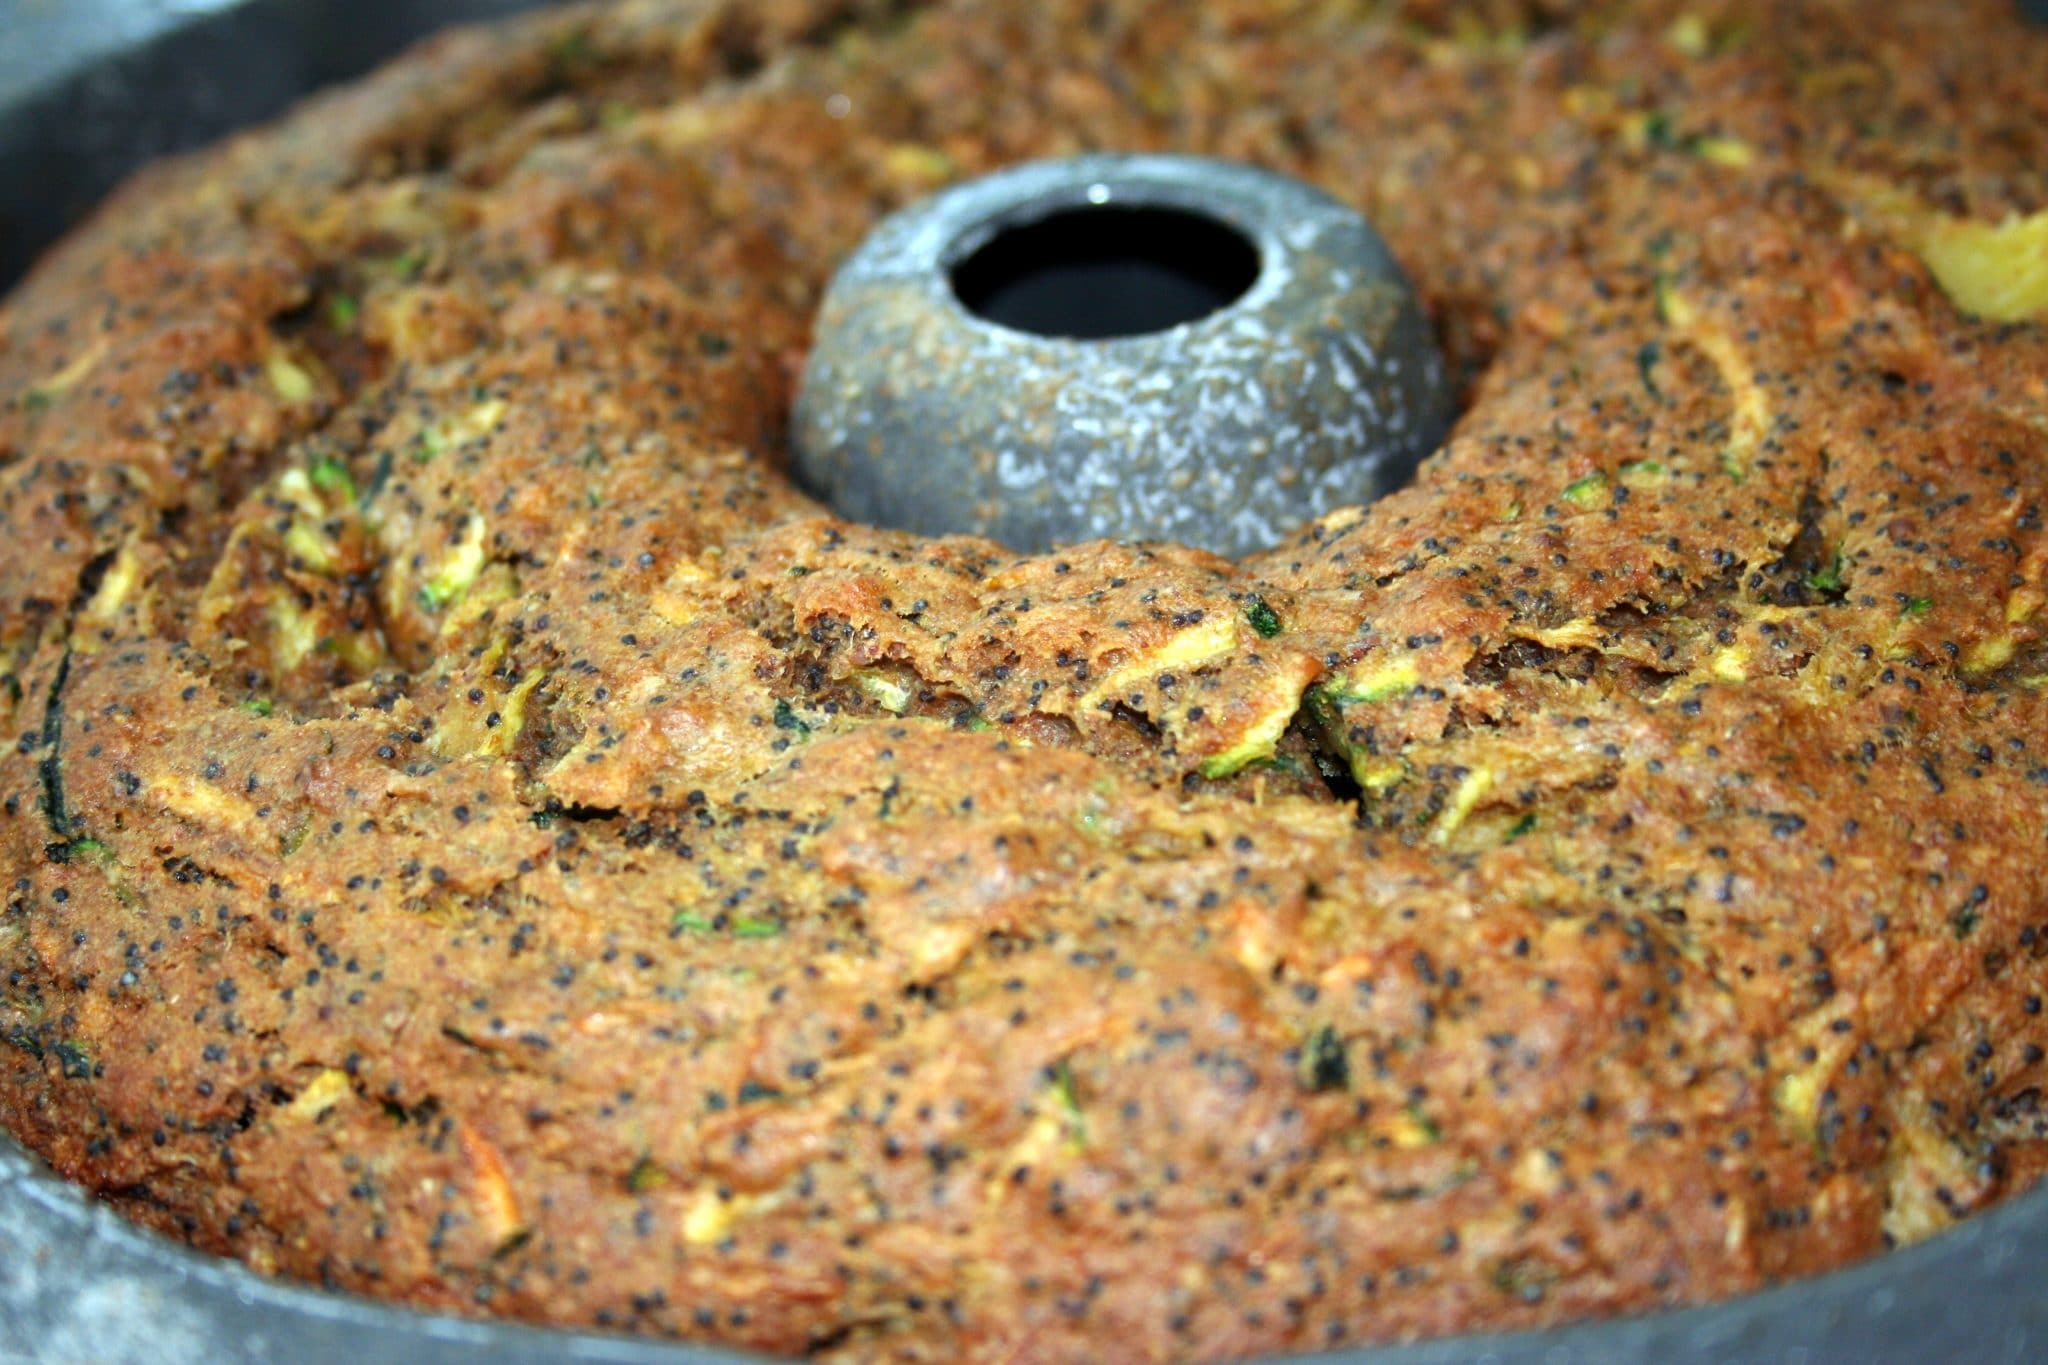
2,2 -> 2046,1360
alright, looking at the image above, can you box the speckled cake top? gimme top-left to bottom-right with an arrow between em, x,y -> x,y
2,2 -> 2047,1361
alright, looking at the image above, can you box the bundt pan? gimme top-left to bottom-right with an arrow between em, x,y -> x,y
4,2 -> 2048,1362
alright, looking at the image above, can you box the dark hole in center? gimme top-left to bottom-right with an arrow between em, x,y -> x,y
951,204 -> 1260,341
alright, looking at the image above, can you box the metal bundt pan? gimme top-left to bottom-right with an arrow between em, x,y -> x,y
3,2 -> 2047,1361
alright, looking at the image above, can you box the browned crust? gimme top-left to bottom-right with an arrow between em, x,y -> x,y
3,1 -> 2047,1361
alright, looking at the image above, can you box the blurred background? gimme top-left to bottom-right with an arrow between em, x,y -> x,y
3,0 -> 2048,287
0,0 -> 549,285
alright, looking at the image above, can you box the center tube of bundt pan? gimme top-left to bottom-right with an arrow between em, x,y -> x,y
792,154 -> 1453,559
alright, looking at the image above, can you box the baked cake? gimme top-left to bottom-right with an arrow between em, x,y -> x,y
3,1 -> 2047,1359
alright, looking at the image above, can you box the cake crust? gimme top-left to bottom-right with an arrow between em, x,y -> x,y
3,1 -> 2047,1360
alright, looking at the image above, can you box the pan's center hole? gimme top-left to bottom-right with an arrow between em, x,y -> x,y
950,204 -> 1260,341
